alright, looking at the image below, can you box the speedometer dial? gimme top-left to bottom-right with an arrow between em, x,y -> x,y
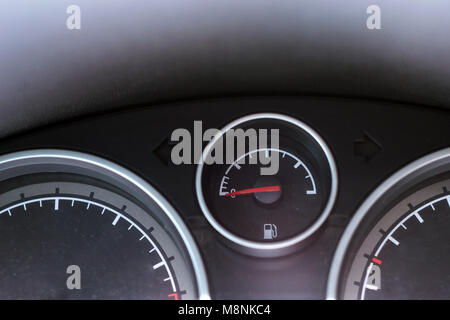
328,148 -> 450,300
0,150 -> 209,300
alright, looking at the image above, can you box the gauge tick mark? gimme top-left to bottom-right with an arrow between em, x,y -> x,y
112,215 -> 120,226
372,257 -> 382,265
388,236 -> 399,246
153,261 -> 165,270
414,212 -> 424,223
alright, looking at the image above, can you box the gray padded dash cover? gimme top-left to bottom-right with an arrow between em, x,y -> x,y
0,0 -> 449,137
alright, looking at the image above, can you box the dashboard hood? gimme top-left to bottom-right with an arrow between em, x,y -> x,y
1,0 -> 449,137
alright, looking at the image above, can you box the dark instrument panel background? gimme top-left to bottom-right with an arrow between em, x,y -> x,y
0,96 -> 448,298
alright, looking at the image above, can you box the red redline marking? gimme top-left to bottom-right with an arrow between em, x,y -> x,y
168,293 -> 179,300
372,257 -> 382,265
224,185 -> 281,197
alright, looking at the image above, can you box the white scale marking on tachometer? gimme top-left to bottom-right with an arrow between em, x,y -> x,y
112,214 -> 120,226
0,196 -> 178,293
221,148 -> 317,195
360,195 -> 450,300
388,236 -> 399,246
365,284 -> 379,291
153,261 -> 165,270
414,212 -> 424,223
373,197 -> 448,256
54,199 -> 59,211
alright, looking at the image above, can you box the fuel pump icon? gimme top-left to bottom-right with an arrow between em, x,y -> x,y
263,224 -> 278,239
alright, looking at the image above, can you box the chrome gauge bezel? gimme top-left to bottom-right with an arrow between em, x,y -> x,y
0,149 -> 210,300
327,147 -> 450,300
195,113 -> 338,256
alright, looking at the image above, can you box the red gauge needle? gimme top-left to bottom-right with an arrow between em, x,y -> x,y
225,185 -> 281,197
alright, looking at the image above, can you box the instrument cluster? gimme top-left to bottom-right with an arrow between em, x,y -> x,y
0,97 -> 448,299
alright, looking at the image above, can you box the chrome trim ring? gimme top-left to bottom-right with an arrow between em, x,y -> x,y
0,149 -> 210,300
327,147 -> 450,300
195,113 -> 338,255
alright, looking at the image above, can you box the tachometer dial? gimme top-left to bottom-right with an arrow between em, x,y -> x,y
0,150 -> 209,300
196,113 -> 338,256
328,148 -> 450,300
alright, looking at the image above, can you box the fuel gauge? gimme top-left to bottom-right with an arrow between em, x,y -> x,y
196,113 -> 338,257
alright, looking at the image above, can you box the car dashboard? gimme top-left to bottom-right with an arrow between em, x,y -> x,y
1,1 -> 449,301
0,97 -> 448,299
